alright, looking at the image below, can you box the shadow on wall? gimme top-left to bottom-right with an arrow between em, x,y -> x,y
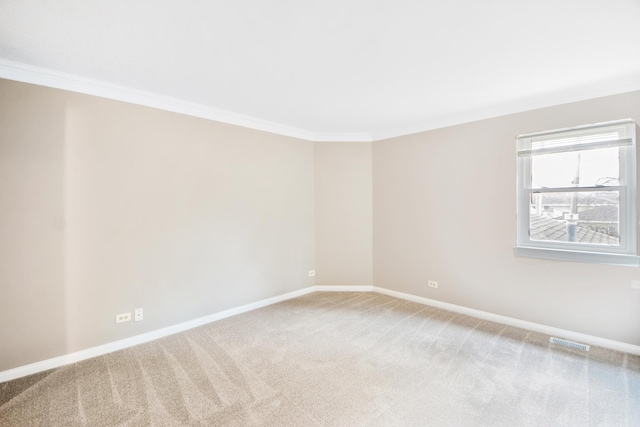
0,79 -> 316,373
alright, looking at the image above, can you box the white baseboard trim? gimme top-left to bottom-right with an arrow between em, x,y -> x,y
3,284 -> 639,382
373,286 -> 640,356
0,286 -> 316,383
312,285 -> 374,292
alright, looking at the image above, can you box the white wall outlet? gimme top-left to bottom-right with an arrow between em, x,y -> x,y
115,312 -> 131,323
135,308 -> 143,321
631,280 -> 640,290
308,270 -> 315,277
428,280 -> 438,288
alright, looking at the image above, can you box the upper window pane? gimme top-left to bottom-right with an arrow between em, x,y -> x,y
531,147 -> 619,189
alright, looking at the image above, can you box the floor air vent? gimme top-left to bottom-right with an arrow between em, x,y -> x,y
550,337 -> 589,352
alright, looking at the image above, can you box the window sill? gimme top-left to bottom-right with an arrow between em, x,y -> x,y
514,246 -> 640,267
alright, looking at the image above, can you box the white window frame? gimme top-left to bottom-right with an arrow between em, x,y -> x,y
514,119 -> 639,266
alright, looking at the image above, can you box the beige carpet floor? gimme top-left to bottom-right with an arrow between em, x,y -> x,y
1,292 -> 639,426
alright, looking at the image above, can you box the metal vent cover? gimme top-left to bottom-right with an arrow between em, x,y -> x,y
550,337 -> 590,352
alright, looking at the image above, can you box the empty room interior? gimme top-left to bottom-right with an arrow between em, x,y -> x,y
1,1 -> 640,426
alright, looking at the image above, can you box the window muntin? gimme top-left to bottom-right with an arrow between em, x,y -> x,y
515,119 -> 637,265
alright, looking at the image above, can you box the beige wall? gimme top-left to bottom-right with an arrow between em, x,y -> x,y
0,79 -> 315,371
3,76 -> 640,373
373,90 -> 640,345
315,142 -> 372,287
0,81 -> 67,370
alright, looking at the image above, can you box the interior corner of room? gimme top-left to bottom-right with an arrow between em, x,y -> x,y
2,77 -> 640,382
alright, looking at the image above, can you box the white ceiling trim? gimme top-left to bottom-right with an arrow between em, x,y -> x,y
0,59 -> 372,143
1,59 -> 639,143
373,73 -> 640,141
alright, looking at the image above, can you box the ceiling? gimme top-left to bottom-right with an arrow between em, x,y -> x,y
1,0 -> 639,141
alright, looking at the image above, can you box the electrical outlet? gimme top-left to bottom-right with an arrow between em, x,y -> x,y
631,280 -> 640,290
308,270 -> 315,277
115,312 -> 131,323
428,280 -> 438,288
135,308 -> 143,321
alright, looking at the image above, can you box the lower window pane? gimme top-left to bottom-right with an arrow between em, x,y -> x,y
530,191 -> 619,246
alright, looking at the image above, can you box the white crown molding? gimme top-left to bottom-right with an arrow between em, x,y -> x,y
372,73 -> 640,141
314,133 -> 372,142
2,284 -> 639,382
0,59 -> 371,143
1,59 -> 637,143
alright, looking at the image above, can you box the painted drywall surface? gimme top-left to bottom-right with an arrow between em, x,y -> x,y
373,90 -> 640,345
0,81 -> 68,370
0,79 -> 315,371
315,142 -> 373,286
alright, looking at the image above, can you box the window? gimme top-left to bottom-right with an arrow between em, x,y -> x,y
515,119 -> 639,266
